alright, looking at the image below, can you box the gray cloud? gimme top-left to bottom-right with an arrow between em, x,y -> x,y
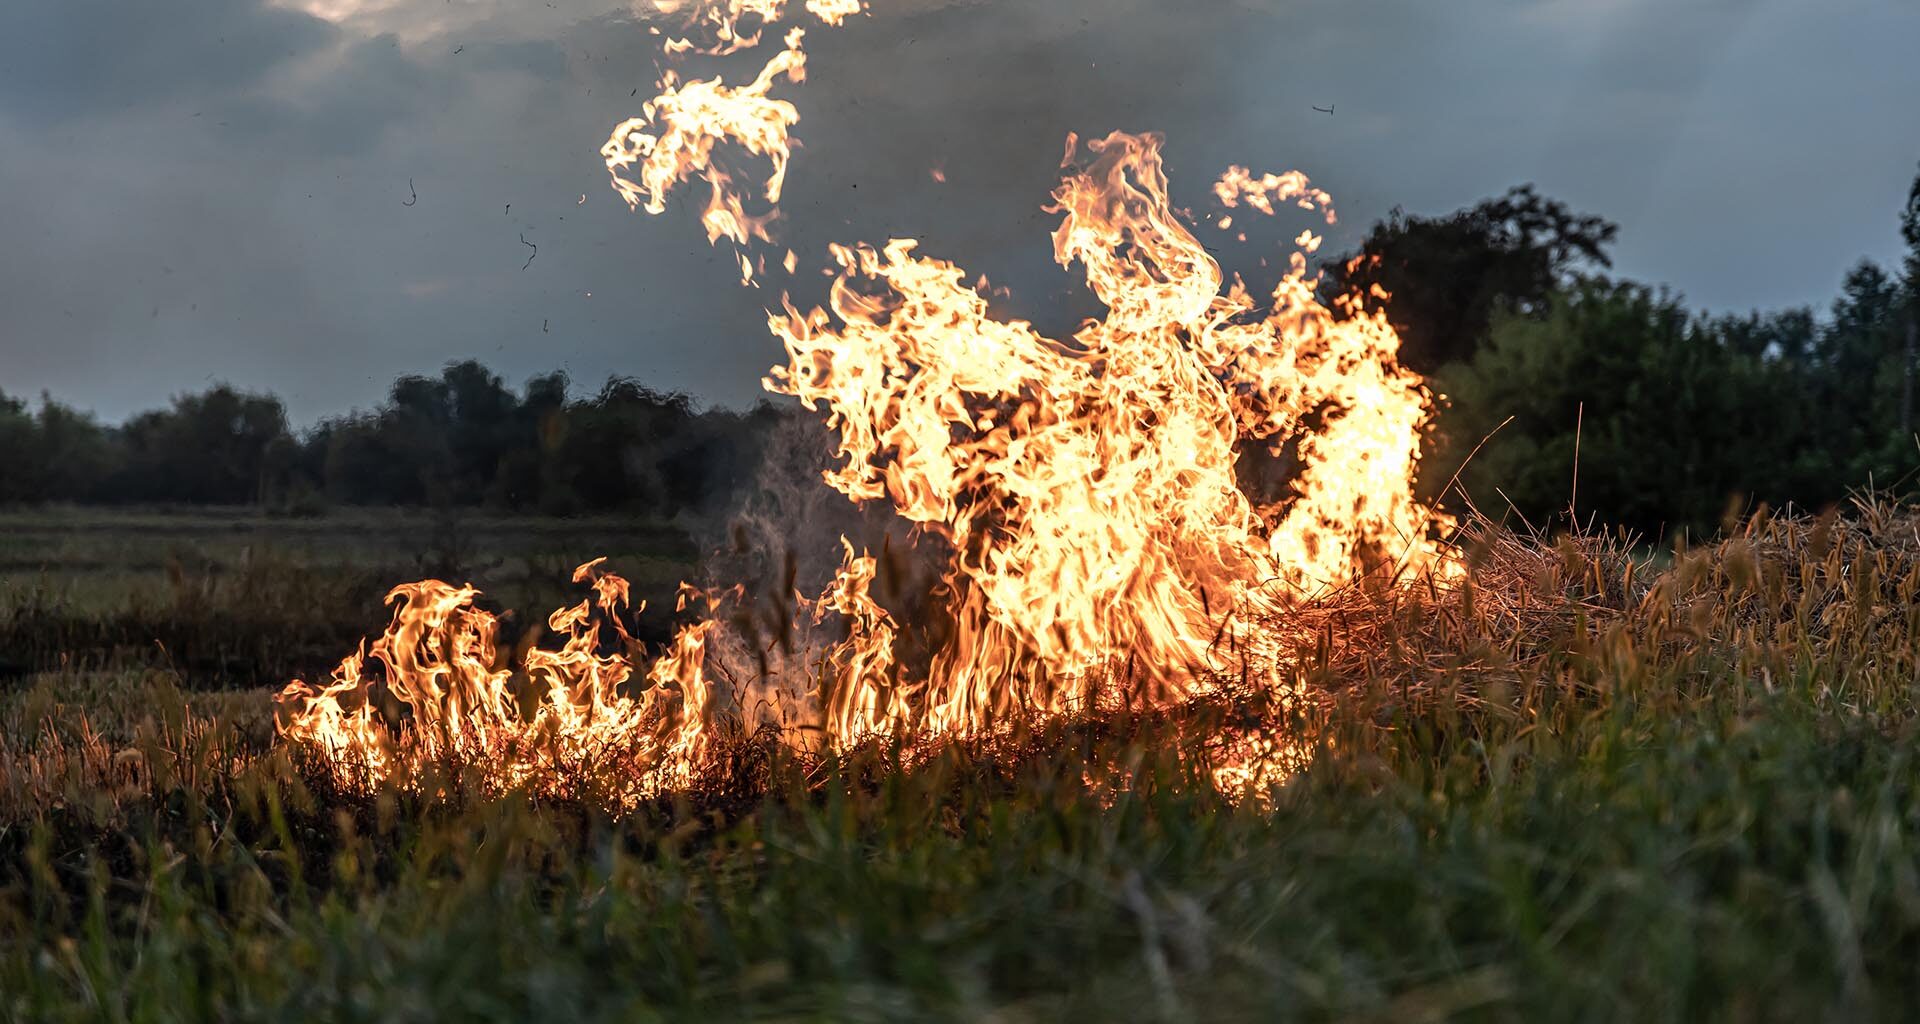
0,0 -> 336,123
218,33 -> 443,158
1,0 -> 1915,426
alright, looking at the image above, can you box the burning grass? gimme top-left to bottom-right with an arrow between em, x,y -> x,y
6,503 -> 1920,1018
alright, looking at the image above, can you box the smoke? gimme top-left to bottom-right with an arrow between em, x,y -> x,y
683,405 -> 953,738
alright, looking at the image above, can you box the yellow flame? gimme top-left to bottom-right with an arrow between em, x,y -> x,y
276,560 -> 705,802
601,26 -> 809,269
280,0 -> 1455,801
761,130 -> 1451,737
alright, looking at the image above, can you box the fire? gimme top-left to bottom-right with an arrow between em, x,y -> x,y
601,26 -> 811,283
761,128 -> 1451,739
277,0 -> 1455,803
276,559 -> 704,801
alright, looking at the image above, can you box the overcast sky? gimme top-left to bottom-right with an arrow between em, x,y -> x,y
2,0 -> 1917,425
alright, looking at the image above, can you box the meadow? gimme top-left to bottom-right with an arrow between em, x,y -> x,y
0,508 -> 700,689
4,501 -> 1920,1021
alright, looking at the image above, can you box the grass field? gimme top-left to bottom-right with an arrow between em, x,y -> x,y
5,502 -> 1920,1021
0,507 -> 700,689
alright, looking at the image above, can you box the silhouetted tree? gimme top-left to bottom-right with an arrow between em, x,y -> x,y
1429,268 -> 1920,541
1899,162 -> 1919,437
319,416 -> 425,506
491,371 -> 569,509
1325,185 -> 1618,373
114,385 -> 289,504
1819,261 -> 1909,479
439,360 -> 519,504
0,392 -> 34,503
548,378 -> 696,514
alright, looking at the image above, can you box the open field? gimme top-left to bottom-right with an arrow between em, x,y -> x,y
0,508 -> 700,691
5,503 -> 1920,1020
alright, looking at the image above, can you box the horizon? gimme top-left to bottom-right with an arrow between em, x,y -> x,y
5,233 -> 1910,433
3,0 -> 1918,427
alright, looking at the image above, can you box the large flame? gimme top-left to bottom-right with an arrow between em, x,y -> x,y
763,127 -> 1451,740
278,0 -> 1454,803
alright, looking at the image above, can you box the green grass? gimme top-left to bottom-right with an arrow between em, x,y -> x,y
4,504 -> 1920,1020
0,507 -> 700,688
0,505 -> 696,606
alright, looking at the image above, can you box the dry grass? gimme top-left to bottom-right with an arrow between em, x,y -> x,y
5,503 -> 1920,1020
9,501 -> 1920,822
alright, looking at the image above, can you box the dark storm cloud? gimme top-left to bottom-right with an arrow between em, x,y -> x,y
0,0 -> 336,123
462,38 -> 572,80
219,33 -> 444,158
1,0 -> 1916,425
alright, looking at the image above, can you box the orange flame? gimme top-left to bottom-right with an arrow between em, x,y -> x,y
601,27 -> 809,280
276,559 -> 704,802
604,0 -> 863,282
760,129 -> 1452,738
279,0 -> 1454,801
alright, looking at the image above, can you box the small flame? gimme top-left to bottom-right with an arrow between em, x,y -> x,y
603,0 -> 866,285
276,560 -> 706,802
601,26 -> 810,275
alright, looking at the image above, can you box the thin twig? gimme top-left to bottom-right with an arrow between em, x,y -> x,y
1569,401 -> 1583,522
1436,414 -> 1516,512
1495,487 -> 1539,536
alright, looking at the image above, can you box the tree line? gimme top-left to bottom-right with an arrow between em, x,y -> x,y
3,164 -> 1917,539
1333,165 -> 1920,540
0,363 -> 780,518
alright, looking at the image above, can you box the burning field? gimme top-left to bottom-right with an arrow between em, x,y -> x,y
8,1 -> 1920,1018
277,0 -> 1456,810
10,501 -> 1920,1017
